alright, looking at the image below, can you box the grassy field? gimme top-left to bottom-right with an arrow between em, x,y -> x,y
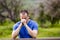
37,28 -> 60,38
0,20 -> 60,38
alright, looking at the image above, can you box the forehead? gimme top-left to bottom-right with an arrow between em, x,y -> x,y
20,12 -> 27,15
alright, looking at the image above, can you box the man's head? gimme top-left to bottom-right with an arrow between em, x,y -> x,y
20,10 -> 29,19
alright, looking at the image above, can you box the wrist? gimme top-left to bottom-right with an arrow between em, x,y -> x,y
24,23 -> 27,26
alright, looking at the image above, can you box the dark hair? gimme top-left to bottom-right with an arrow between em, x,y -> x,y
20,10 -> 29,15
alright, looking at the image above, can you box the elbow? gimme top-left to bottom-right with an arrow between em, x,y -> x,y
32,35 -> 37,38
12,34 -> 15,39
32,33 -> 37,38
12,33 -> 16,39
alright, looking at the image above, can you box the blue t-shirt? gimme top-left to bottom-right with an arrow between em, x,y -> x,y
13,19 -> 38,38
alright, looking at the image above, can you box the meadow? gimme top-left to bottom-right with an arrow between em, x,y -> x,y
0,19 -> 60,38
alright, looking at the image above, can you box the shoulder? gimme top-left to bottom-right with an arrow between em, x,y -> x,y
13,21 -> 20,28
13,21 -> 21,30
30,20 -> 38,30
30,20 -> 38,25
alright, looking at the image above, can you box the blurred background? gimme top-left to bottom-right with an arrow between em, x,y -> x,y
0,0 -> 60,38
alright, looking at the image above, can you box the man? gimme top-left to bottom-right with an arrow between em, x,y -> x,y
12,10 -> 38,39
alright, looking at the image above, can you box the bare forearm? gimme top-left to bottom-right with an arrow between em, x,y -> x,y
12,23 -> 22,39
25,24 -> 37,38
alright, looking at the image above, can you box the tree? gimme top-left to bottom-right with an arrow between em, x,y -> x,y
45,0 -> 60,25
37,0 -> 60,27
0,0 -> 22,24
37,3 -> 46,27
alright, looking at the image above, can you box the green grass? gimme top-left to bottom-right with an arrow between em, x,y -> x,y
37,27 -> 60,38
0,19 -> 14,38
0,19 -> 60,38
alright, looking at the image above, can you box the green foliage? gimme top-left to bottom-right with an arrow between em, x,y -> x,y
0,19 -> 14,38
0,19 -> 60,38
37,0 -> 60,27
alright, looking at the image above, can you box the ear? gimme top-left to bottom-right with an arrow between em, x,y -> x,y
28,16 -> 30,19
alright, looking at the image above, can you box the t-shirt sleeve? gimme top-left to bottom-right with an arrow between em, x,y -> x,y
13,23 -> 19,31
33,22 -> 38,30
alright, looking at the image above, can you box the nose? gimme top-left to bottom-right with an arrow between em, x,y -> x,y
22,15 -> 26,19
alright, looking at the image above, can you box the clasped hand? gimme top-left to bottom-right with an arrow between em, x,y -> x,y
21,19 -> 27,25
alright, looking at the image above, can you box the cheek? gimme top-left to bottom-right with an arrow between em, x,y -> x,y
20,15 -> 26,19
22,15 -> 26,19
